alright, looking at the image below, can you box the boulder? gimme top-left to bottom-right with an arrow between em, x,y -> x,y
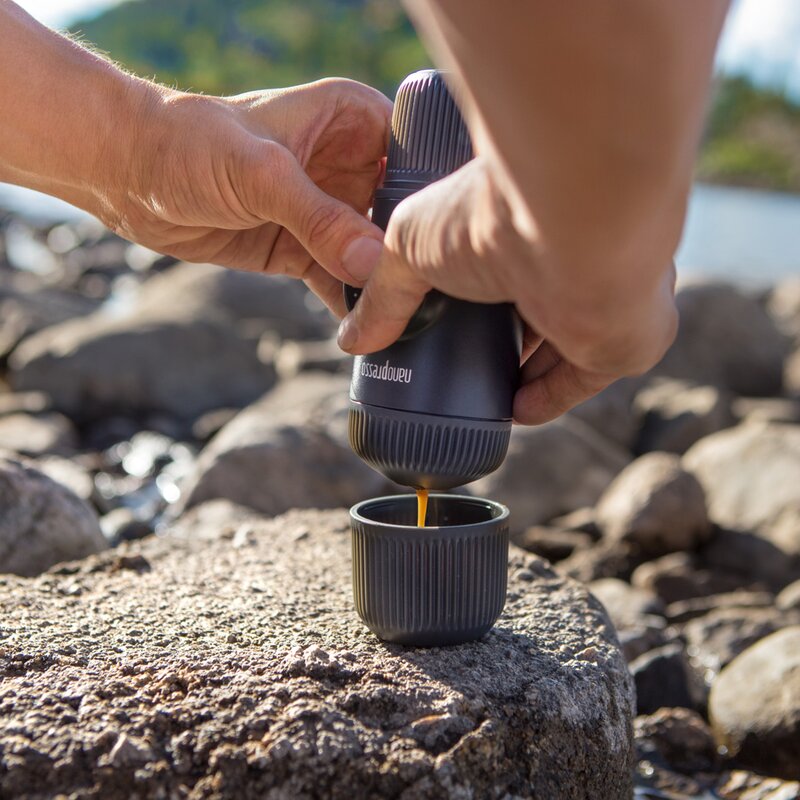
665,591 -> 776,625
682,607 -> 799,679
0,454 -> 105,576
179,373 -> 394,515
635,707 -> 719,774
0,411 -> 77,456
701,529 -> 799,590
589,577 -> 664,631
629,643 -> 700,715
631,552 -> 747,604
710,627 -> 800,780
9,310 -> 277,424
683,422 -> 800,542
633,379 -> 733,454
473,416 -> 629,531
0,506 -> 636,799
595,453 -> 711,556
7,262 -> 336,421
653,282 -> 790,397
557,540 -> 641,584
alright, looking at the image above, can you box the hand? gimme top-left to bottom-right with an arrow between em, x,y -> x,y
108,79 -> 392,315
335,155 -> 678,424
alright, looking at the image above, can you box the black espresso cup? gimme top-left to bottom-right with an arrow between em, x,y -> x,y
350,494 -> 510,647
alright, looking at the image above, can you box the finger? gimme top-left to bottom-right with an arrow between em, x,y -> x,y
336,249 -> 430,354
514,356 -> 615,425
271,149 -> 384,286
520,339 -> 562,380
521,324 -> 545,363
301,262 -> 347,319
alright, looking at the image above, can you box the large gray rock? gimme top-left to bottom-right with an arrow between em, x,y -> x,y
0,454 -> 105,576
682,607 -> 799,679
653,282 -> 790,397
473,416 -> 629,531
9,265 -> 296,419
683,421 -> 800,542
179,373 -> 394,515
710,627 -> 800,780
7,263 -> 333,421
0,505 -> 636,799
595,452 -> 711,556
633,378 -> 733,454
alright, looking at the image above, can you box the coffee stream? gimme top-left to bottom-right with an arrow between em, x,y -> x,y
416,489 -> 429,528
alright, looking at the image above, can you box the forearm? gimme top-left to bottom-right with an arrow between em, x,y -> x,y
0,1 -> 157,221
405,0 -> 728,330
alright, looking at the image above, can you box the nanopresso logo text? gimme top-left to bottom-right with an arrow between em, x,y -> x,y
360,359 -> 413,384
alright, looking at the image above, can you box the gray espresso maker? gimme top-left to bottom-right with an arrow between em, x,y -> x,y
344,70 -> 521,647
345,69 -> 522,491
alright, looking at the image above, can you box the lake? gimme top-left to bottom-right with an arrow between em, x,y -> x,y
1,181 -> 799,286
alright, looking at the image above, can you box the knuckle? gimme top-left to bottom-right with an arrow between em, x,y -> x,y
304,202 -> 348,248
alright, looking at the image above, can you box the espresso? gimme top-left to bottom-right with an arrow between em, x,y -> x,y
416,489 -> 429,527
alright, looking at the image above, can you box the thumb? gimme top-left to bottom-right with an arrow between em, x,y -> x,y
273,152 -> 384,286
336,248 -> 430,354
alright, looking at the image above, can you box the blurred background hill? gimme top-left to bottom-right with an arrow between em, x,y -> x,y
64,0 -> 800,193
71,0 -> 428,98
2,0 -> 800,280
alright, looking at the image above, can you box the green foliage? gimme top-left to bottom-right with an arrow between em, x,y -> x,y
700,75 -> 800,192
73,2 -> 800,192
71,0 -> 429,97
698,138 -> 795,191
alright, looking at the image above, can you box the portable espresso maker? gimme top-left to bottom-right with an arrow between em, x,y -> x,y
346,70 -> 521,647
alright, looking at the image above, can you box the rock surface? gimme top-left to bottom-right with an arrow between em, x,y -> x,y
0,505 -> 635,800
179,373 -> 394,515
474,415 -> 629,530
596,452 -> 711,556
683,421 -> 800,541
710,627 -> 800,780
653,282 -> 789,396
0,454 -> 105,576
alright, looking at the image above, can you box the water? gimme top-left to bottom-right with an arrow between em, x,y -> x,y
1,181 -> 799,286
676,183 -> 800,286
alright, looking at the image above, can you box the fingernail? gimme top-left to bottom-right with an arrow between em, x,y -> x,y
342,237 -> 382,282
337,314 -> 358,352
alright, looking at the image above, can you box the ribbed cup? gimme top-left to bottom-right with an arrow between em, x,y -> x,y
350,494 -> 509,647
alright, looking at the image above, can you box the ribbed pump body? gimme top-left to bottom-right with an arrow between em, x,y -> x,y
347,70 -> 522,490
